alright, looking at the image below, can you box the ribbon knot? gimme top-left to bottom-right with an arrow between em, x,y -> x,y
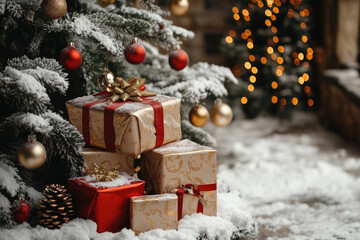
105,76 -> 156,104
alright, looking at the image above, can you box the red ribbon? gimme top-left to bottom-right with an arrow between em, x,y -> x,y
175,183 -> 216,221
82,92 -> 164,151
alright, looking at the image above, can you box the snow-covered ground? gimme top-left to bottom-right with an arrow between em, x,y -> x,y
2,112 -> 360,239
210,112 -> 360,239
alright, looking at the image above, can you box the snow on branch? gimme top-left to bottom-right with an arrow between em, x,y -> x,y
0,155 -> 21,197
2,67 -> 50,114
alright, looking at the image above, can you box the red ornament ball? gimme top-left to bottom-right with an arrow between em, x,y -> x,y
60,42 -> 82,70
124,40 -> 146,65
12,196 -> 32,224
169,49 -> 188,71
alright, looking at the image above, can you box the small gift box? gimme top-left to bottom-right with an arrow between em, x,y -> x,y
82,147 -> 134,175
130,194 -> 178,234
66,92 -> 181,156
141,139 -> 217,218
68,173 -> 145,233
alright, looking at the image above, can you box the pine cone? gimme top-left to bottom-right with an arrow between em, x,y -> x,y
37,184 -> 75,229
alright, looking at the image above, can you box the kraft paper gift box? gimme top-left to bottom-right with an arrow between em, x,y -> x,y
130,194 -> 178,234
66,94 -> 181,156
82,147 -> 134,175
141,139 -> 217,218
68,174 -> 145,233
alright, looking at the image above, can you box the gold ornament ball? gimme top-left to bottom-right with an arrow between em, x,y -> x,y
169,0 -> 189,16
18,136 -> 46,170
210,102 -> 233,127
42,0 -> 67,20
97,68 -> 115,91
97,0 -> 115,8
189,104 -> 209,127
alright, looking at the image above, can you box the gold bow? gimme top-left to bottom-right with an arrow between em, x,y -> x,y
88,163 -> 120,182
105,76 -> 156,104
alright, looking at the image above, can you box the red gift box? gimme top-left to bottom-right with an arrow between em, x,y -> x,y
68,176 -> 145,233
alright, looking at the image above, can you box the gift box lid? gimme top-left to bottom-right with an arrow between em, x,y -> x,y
69,172 -> 143,191
66,94 -> 180,115
149,139 -> 216,156
131,193 -> 178,202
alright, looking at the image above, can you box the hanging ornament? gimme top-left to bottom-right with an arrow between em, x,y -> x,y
97,0 -> 115,8
12,194 -> 32,224
189,104 -> 209,127
41,0 -> 67,20
210,101 -> 233,127
59,42 -> 82,71
169,47 -> 188,71
97,67 -> 115,91
124,38 -> 146,65
169,0 -> 189,16
38,184 -> 75,229
18,135 -> 46,170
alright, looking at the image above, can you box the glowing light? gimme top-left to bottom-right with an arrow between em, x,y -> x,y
280,98 -> 286,106
308,99 -> 314,107
249,55 -> 255,61
273,7 -> 279,13
271,15 -> 276,21
273,36 -> 279,43
225,36 -> 233,43
244,62 -> 252,69
247,42 -> 254,49
292,52 -> 298,58
298,76 -> 304,84
278,46 -> 284,53
307,54 -> 313,60
271,81 -> 278,89
294,59 -> 300,65
300,22 -> 306,29
265,19 -> 272,26
292,97 -> 298,105
241,97 -> 248,104
234,14 -> 240,20
304,86 -> 311,94
241,33 -> 248,39
258,1 -> 264,7
271,96 -> 278,103
298,53 -> 304,60
245,29 -> 252,36
244,15 -> 251,21
251,66 -> 258,74
303,73 -> 309,81
271,27 -> 277,33
265,9 -> 272,17
261,57 -> 267,64
229,30 -> 236,37
304,9 -> 309,16
242,9 -> 249,16
232,7 -> 239,14
276,69 -> 283,76
250,75 -> 256,83
277,57 -> 284,64
302,35 -> 308,43
271,53 -> 277,60
248,84 -> 255,92
307,48 -> 313,54
267,47 -> 274,54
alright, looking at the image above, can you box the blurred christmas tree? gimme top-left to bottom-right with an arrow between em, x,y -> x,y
223,0 -> 314,118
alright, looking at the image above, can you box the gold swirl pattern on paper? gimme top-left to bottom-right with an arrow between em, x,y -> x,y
81,148 -> 134,175
130,194 -> 178,234
65,95 -> 182,156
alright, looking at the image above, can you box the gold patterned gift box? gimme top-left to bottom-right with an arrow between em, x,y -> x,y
130,194 -> 178,234
66,94 -> 182,156
141,139 -> 217,218
81,147 -> 134,175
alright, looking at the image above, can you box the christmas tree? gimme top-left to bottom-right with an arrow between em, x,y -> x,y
0,0 -> 236,225
223,0 -> 314,118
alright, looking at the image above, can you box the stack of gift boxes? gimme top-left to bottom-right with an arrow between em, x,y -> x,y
65,90 -> 217,234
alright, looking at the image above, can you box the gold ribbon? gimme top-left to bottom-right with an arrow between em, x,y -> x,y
88,162 -> 120,182
105,76 -> 156,104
